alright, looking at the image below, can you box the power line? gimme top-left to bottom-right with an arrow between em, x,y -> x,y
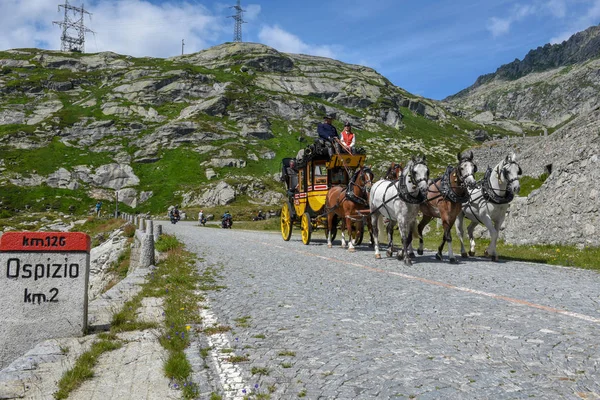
52,0 -> 94,53
228,0 -> 246,42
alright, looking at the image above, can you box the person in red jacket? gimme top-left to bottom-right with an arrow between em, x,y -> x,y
340,122 -> 355,154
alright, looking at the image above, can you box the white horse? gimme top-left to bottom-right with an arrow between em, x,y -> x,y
369,156 -> 429,265
456,152 -> 522,262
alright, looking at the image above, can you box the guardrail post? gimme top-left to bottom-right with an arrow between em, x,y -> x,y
154,224 -> 162,242
140,231 -> 155,268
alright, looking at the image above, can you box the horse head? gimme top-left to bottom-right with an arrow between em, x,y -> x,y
501,152 -> 522,194
351,166 -> 374,200
456,151 -> 478,188
385,162 -> 403,180
409,155 -> 429,194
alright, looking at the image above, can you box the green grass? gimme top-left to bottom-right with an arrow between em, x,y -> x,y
519,173 -> 548,197
155,234 -> 181,252
1,137 -> 113,176
141,239 -> 202,398
54,339 -> 122,399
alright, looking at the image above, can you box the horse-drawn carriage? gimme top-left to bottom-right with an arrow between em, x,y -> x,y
280,151 -> 368,245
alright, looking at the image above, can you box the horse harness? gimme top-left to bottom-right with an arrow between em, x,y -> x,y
369,160 -> 428,217
426,166 -> 470,204
463,162 -> 520,225
345,167 -> 372,207
481,166 -> 514,204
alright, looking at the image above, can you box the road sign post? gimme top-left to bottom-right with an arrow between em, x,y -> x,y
0,232 -> 91,368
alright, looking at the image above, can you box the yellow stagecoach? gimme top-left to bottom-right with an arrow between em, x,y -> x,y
280,151 -> 367,245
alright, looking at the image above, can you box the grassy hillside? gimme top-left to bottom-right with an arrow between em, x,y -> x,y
0,46 -> 520,218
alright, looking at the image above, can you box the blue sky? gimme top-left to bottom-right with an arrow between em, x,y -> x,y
1,0 -> 599,99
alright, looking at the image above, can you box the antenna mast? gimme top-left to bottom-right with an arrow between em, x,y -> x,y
228,0 -> 246,42
53,0 -> 94,53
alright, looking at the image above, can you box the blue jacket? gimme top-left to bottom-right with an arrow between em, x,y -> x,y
317,123 -> 338,141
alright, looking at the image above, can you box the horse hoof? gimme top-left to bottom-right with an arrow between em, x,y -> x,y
404,258 -> 413,266
417,249 -> 424,256
386,249 -> 393,258
492,255 -> 499,262
461,252 -> 469,258
327,244 -> 332,248
484,250 -> 489,257
348,247 -> 356,253
375,254 -> 382,259
449,257 -> 458,264
409,252 -> 416,259
468,251 -> 475,257
435,253 -> 442,261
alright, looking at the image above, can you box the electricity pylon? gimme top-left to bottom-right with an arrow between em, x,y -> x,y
228,0 -> 246,42
53,0 -> 94,53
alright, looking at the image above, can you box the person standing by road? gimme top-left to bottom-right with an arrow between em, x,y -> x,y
95,201 -> 102,217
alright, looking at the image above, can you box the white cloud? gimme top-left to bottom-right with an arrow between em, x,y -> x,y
258,25 -> 337,58
550,0 -> 600,43
487,1 -> 568,38
0,0 -> 237,57
0,0 -> 60,50
546,0 -> 567,18
488,17 -> 512,37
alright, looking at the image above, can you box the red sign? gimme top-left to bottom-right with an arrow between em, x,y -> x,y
0,232 -> 91,252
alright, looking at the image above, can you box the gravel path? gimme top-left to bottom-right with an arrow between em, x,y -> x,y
164,221 -> 600,399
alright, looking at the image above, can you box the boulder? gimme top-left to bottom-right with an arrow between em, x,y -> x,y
46,168 -> 79,190
118,188 -> 138,207
91,164 -> 140,190
199,181 -> 236,206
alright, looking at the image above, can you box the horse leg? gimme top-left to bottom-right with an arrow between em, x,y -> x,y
456,212 -> 468,258
386,220 -> 394,257
367,217 -> 375,248
398,221 -> 412,266
489,214 -> 507,262
417,215 -> 433,256
327,213 -> 333,248
481,216 -> 499,261
346,216 -> 355,252
371,213 -> 381,259
407,221 -> 416,259
442,219 -> 457,264
467,220 -> 477,256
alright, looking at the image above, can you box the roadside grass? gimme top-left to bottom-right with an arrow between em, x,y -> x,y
417,223 -> 600,270
146,235 -> 202,398
103,245 -> 132,293
54,339 -> 122,399
73,217 -> 126,247
55,233 -> 207,399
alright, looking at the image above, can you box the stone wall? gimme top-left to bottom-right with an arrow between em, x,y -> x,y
469,110 -> 600,247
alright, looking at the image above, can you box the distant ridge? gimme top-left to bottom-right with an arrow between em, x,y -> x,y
448,23 -> 600,100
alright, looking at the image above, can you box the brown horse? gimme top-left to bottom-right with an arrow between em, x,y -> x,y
325,166 -> 374,252
384,161 -> 403,180
417,152 -> 478,264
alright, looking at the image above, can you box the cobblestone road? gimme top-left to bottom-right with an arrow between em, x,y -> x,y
164,222 -> 600,400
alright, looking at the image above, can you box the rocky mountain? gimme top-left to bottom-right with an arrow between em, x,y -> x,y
448,25 -> 600,248
0,42 -> 497,216
445,24 -> 600,129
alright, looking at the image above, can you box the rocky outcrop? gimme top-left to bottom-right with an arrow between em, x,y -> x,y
91,164 -> 140,190
446,25 -> 600,128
